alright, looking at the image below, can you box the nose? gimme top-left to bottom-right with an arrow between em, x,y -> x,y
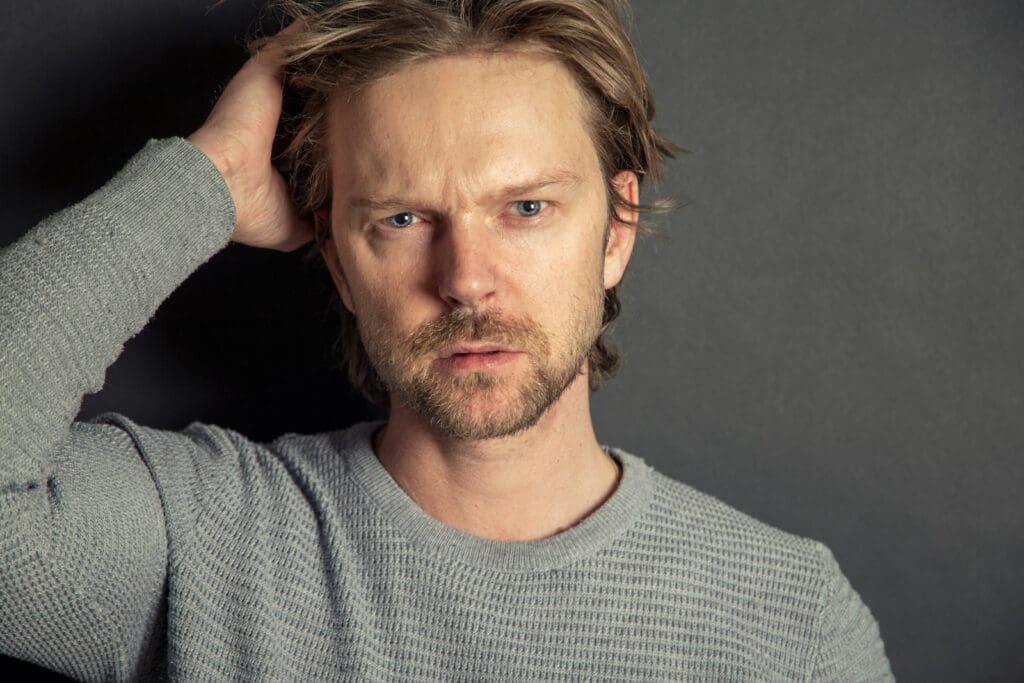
436,216 -> 498,310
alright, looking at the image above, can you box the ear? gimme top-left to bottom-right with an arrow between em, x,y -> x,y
315,207 -> 356,313
603,170 -> 640,290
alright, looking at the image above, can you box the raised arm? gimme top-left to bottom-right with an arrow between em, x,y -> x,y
0,36 -> 309,680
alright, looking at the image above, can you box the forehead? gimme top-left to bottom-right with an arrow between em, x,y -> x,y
325,49 -> 601,199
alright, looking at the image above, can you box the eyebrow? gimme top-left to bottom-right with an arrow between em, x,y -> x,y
347,169 -> 583,212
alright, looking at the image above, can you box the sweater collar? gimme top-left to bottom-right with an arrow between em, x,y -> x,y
340,420 -> 654,573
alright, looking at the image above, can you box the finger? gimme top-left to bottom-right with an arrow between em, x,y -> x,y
277,17 -> 306,37
249,16 -> 306,64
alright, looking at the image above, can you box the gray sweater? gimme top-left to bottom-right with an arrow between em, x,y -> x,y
0,138 -> 893,681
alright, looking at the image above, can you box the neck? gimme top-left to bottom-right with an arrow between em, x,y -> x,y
373,372 -> 622,542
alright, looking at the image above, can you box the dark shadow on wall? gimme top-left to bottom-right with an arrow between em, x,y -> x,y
2,1 -> 258,242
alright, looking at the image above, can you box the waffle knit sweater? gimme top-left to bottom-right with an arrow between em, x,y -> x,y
0,138 -> 893,682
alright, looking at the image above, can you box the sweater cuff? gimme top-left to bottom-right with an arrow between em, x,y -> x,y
88,137 -> 237,280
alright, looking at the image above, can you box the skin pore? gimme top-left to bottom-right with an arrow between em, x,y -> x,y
318,48 -> 639,542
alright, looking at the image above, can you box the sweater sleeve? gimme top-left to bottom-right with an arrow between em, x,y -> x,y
0,137 -> 237,680
808,543 -> 895,682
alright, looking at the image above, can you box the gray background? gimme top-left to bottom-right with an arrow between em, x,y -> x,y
1,1 -> 1021,680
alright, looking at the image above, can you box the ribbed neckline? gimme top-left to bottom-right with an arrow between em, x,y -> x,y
340,421 -> 654,574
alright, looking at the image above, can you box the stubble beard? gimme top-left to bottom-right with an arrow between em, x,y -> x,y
358,289 -> 604,441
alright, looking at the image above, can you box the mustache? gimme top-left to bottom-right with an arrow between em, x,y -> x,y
407,309 -> 546,356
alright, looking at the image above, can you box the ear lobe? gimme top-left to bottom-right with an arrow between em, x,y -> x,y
315,209 -> 356,314
603,170 -> 639,290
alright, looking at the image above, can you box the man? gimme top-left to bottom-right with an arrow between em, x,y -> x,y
0,0 -> 893,680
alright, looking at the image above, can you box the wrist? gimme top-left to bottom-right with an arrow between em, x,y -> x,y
187,129 -> 233,180
186,128 -> 242,226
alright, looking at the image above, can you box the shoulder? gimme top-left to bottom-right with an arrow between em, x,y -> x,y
618,455 -> 893,679
639,460 -> 830,573
615,450 -> 836,627
86,413 -> 377,529
89,411 -> 373,479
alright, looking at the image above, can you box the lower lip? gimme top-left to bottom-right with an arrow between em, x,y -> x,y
439,351 -> 521,371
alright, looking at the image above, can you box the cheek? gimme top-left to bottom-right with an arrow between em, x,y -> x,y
542,232 -> 606,291
523,237 -> 605,326
341,248 -> 432,336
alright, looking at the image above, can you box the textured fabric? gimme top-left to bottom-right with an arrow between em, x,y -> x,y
0,137 -> 894,681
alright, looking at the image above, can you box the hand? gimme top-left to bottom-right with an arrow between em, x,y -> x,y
187,26 -> 313,252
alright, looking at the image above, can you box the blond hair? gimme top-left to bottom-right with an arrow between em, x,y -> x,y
251,0 -> 678,404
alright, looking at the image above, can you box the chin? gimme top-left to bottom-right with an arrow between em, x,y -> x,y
404,373 -> 551,441
426,407 -> 545,442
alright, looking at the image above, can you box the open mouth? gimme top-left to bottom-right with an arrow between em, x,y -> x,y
443,345 -> 509,358
440,348 -> 520,370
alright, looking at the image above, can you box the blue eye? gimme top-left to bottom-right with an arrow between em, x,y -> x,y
385,212 -> 417,229
512,200 -> 546,217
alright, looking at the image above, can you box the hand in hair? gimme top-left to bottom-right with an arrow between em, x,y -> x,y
188,22 -> 313,252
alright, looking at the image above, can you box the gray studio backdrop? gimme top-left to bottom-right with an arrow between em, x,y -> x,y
1,1 -> 1021,681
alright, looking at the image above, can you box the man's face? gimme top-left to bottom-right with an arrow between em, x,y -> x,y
320,48 -> 636,440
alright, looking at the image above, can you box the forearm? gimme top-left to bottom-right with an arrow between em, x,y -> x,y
0,137 -> 236,486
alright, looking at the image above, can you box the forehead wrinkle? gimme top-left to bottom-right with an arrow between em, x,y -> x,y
329,50 -> 600,215
490,169 -> 583,202
340,99 -> 588,213
346,167 -> 584,215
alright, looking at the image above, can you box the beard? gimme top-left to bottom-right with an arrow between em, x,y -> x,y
356,288 -> 604,441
